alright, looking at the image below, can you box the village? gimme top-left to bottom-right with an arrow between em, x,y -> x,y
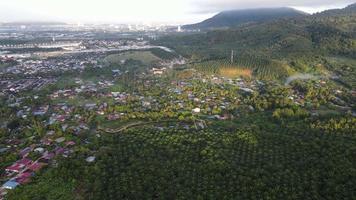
1,34 -> 355,200
1,63 -> 353,196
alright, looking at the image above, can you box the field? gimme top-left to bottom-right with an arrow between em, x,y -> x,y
219,67 -> 252,78
104,51 -> 161,65
190,56 -> 294,80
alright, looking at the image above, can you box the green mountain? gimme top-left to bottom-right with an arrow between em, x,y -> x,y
156,3 -> 356,85
183,7 -> 308,30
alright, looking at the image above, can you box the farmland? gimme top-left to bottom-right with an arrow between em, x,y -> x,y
7,114 -> 356,200
190,56 -> 294,80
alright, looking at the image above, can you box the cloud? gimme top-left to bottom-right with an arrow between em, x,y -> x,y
190,0 -> 355,13
0,0 -> 354,23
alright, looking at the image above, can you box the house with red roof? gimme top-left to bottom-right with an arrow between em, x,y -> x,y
5,158 -> 32,173
28,162 -> 47,172
17,158 -> 32,166
5,164 -> 22,173
15,172 -> 33,184
65,141 -> 76,146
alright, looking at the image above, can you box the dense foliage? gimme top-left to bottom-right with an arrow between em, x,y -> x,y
183,7 -> 307,30
155,4 -> 356,84
7,114 -> 356,200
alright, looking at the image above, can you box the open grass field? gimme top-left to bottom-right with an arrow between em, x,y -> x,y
219,67 -> 252,78
105,51 -> 161,65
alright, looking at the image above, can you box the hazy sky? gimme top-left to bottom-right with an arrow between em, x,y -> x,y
0,0 -> 354,24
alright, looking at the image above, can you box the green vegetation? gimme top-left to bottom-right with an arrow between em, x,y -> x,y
104,51 -> 161,65
8,114 -> 356,199
183,7 -> 307,30
150,48 -> 179,60
155,4 -> 356,84
1,4 -> 356,200
324,56 -> 356,88
190,56 -> 294,79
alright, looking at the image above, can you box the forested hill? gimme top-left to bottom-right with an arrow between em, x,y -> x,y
182,7 -> 308,30
159,5 -> 356,60
314,3 -> 356,17
155,3 -> 356,84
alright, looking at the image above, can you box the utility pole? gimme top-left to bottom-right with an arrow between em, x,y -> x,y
231,50 -> 234,64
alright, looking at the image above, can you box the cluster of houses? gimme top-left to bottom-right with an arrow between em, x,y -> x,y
0,136 -> 77,197
4,54 -> 102,75
1,78 -> 55,94
163,76 -> 258,118
49,79 -> 115,100
0,52 -> 108,97
83,40 -> 135,49
287,79 -> 354,110
0,55 -> 15,63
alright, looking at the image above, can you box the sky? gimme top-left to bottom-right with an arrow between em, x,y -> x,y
0,0 -> 354,24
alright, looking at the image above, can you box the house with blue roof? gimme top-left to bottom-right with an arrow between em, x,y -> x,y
2,180 -> 19,190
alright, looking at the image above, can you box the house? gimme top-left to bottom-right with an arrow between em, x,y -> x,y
65,141 -> 76,146
79,124 -> 89,130
19,147 -> 32,157
192,108 -> 201,113
28,162 -> 46,172
41,138 -> 52,146
151,68 -> 166,75
5,164 -> 22,173
55,137 -> 65,143
6,158 -> 33,173
216,114 -> 233,120
85,103 -> 97,110
41,152 -> 55,162
46,130 -> 55,136
2,180 -> 19,190
240,88 -> 254,93
86,156 -> 96,163
32,105 -> 49,116
34,147 -> 45,154
111,92 -> 121,97
107,113 -> 120,120
142,101 -> 151,107
96,110 -> 105,115
15,172 -> 33,184
0,147 -> 9,153
55,147 -> 65,155
17,158 -> 32,166
62,124 -> 68,131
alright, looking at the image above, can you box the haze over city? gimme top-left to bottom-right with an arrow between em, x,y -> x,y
0,0 -> 354,24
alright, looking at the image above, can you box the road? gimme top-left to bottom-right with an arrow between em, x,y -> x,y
98,119 -> 207,134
